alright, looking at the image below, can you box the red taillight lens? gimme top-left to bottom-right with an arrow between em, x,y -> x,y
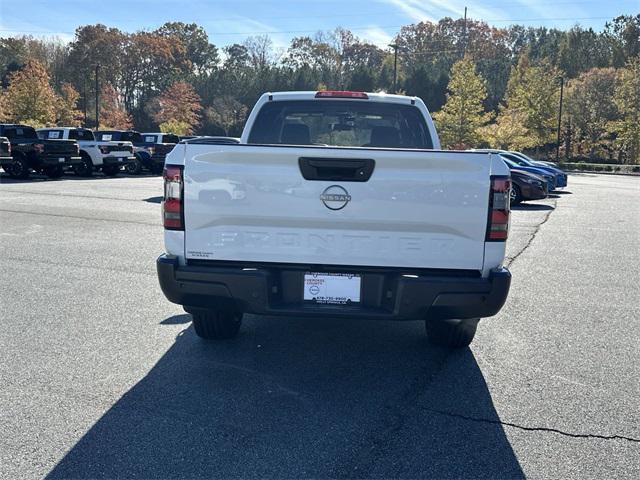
163,165 -> 183,230
315,90 -> 369,99
486,176 -> 510,241
99,145 -> 109,154
34,143 -> 44,154
6,142 -> 10,154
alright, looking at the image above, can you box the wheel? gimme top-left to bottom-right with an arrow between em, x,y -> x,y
5,155 -> 29,179
44,165 -> 64,179
425,318 -> 478,348
510,184 -> 522,205
191,309 -> 243,340
125,155 -> 143,175
74,153 -> 93,177
102,165 -> 120,176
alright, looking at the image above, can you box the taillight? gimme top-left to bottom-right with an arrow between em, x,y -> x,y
75,144 -> 80,155
148,146 -> 156,155
99,145 -> 109,154
315,90 -> 369,99
163,165 -> 183,230
486,176 -> 510,241
6,142 -> 10,155
34,143 -> 44,154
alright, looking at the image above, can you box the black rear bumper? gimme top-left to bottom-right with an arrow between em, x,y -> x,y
103,155 -> 136,166
157,255 -> 511,321
40,155 -> 82,167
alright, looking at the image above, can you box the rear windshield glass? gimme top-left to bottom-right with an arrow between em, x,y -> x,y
2,126 -> 38,140
161,134 -> 179,144
45,130 -> 63,139
69,129 -> 94,141
98,131 -> 142,143
248,100 -> 433,149
144,135 -> 158,143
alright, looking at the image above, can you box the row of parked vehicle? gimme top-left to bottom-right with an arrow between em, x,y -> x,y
472,148 -> 568,205
0,123 -> 212,180
0,123 -> 567,207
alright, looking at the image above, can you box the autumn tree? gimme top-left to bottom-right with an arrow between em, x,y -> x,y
0,90 -> 6,121
611,57 -> 640,163
56,82 -> 82,126
432,57 -> 490,149
502,55 -> 561,148
152,81 -> 202,134
205,96 -> 247,136
99,82 -> 132,129
479,110 -> 533,150
565,68 -> 618,157
2,58 -> 57,126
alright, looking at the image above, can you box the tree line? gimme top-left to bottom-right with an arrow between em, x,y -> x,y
0,15 -> 638,162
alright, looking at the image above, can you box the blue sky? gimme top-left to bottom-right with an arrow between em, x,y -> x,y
0,0 -> 638,49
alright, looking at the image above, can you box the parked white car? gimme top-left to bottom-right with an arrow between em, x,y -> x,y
37,127 -> 136,176
157,90 -> 512,348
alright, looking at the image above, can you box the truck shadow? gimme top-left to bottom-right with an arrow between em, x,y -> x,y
512,203 -> 555,211
46,315 -> 524,479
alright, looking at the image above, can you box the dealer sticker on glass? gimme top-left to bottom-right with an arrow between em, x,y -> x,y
304,272 -> 361,304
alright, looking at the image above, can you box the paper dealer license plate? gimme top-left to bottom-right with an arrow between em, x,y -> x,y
304,272 -> 361,305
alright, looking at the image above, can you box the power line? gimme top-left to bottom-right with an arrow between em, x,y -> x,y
0,16 -> 623,37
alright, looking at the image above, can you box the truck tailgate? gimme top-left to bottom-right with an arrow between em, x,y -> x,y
183,145 -> 492,270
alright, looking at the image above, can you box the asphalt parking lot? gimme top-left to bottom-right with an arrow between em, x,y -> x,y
0,172 -> 638,479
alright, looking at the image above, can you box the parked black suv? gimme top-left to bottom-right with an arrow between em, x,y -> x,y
0,124 -> 81,179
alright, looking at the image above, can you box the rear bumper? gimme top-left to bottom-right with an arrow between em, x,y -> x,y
103,155 -> 136,166
41,155 -> 82,167
157,255 -> 511,321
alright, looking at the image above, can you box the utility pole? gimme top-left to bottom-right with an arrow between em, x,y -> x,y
83,79 -> 87,127
556,76 -> 564,162
95,64 -> 100,130
463,6 -> 468,57
389,43 -> 398,93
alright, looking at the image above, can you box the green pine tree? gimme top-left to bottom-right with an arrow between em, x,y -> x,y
432,57 -> 490,149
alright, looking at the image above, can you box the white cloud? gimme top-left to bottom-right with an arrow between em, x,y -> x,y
376,0 -> 521,24
360,26 -> 394,48
204,14 -> 289,51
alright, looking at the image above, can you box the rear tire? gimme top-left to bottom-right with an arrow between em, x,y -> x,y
510,184 -> 522,205
6,155 -> 29,179
74,153 -> 93,177
191,309 -> 243,340
44,165 -> 64,179
425,318 -> 478,348
125,155 -> 143,175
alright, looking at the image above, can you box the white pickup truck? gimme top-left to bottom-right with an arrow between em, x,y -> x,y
37,127 -> 135,176
157,91 -> 512,348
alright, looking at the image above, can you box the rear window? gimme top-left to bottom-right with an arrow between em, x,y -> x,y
144,135 -> 158,143
45,130 -> 64,139
96,132 -> 115,141
69,129 -> 94,141
248,100 -> 433,149
97,131 -> 142,143
161,134 -> 179,144
2,126 -> 38,140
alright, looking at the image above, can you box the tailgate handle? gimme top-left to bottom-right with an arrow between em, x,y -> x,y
298,157 -> 375,182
